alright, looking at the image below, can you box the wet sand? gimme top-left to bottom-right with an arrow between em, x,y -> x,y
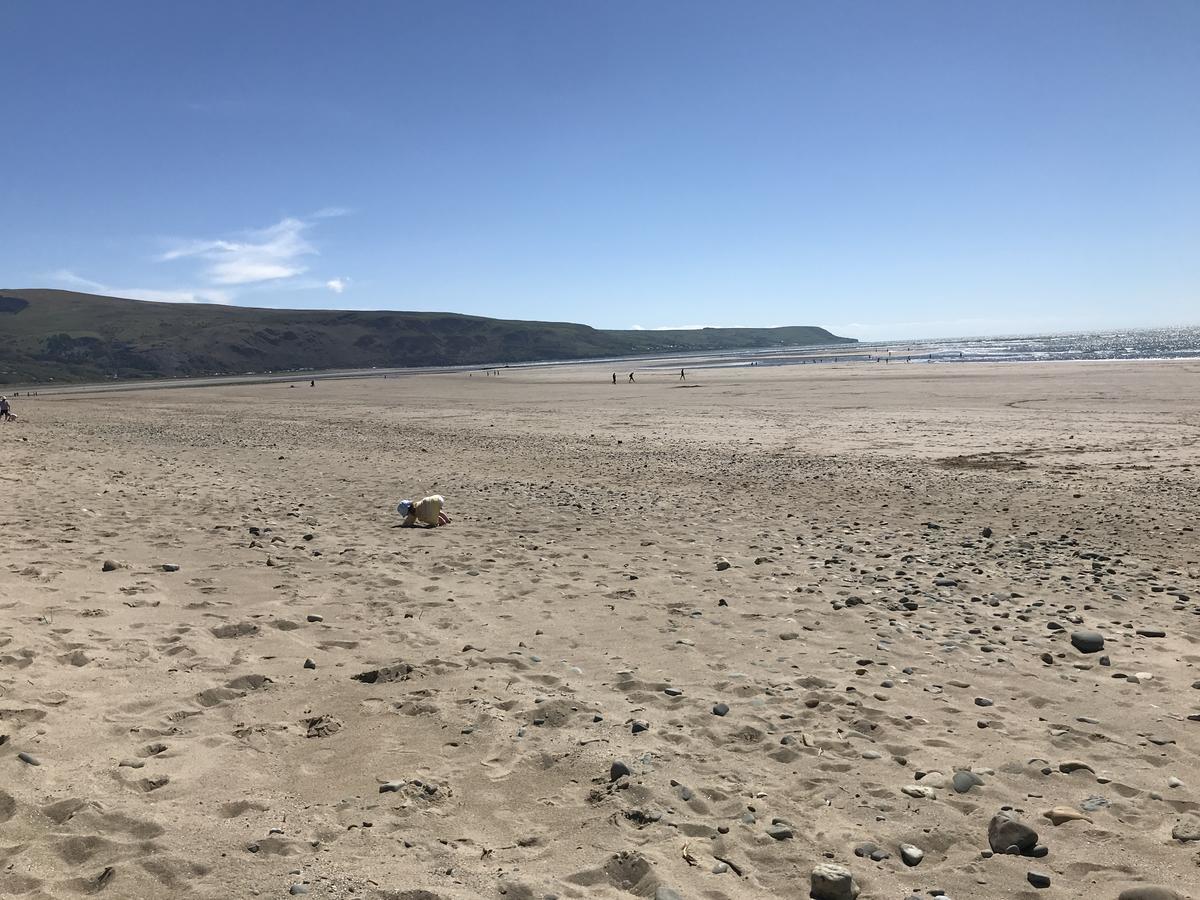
2,359 -> 1199,899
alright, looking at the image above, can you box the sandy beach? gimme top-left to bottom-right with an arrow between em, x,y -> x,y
2,359 -> 1199,900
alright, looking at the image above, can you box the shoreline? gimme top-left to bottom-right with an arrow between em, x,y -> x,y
15,344 -> 1200,397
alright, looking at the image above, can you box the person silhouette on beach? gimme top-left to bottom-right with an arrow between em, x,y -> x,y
680,368 -> 685,380
628,372 -> 635,383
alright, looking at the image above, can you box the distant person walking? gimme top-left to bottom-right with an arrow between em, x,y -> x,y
628,372 -> 635,383
0,396 -> 11,422
612,372 -> 617,384
679,368 -> 685,380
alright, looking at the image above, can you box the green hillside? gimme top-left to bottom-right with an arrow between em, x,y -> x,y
0,289 -> 855,384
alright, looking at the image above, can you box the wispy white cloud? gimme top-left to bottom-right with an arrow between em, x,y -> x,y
48,269 -> 232,304
159,217 -> 315,286
50,212 -> 349,305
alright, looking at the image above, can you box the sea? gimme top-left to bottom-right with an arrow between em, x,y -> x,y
642,326 -> 1200,371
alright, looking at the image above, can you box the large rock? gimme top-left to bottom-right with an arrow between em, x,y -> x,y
1171,815 -> 1200,842
988,811 -> 1039,854
810,863 -> 859,900
1070,630 -> 1105,653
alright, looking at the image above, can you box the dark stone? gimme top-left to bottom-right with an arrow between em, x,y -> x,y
953,771 -> 984,793
988,812 -> 1038,854
352,663 -> 414,684
1070,631 -> 1104,653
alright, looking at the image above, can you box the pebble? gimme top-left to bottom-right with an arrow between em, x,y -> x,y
974,697 -> 994,707
1043,806 -> 1090,826
1059,760 -> 1094,774
161,563 -> 180,572
378,781 -> 404,793
1168,777 -> 1183,788
289,885 -> 309,896
663,687 -> 683,697
766,825 -> 793,840
609,760 -> 631,781
1136,628 -> 1166,638
715,557 -> 731,571
101,559 -> 120,572
853,843 -> 887,860
952,771 -> 984,793
810,863 -> 860,900
307,614 -> 324,623
17,752 -> 40,766
1070,630 -> 1104,653
712,702 -> 730,717
901,785 -> 935,799
899,843 -> 924,867
631,720 -> 649,734
303,658 -> 316,669
1027,871 -> 1051,889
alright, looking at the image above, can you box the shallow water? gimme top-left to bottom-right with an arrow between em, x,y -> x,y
646,325 -> 1200,370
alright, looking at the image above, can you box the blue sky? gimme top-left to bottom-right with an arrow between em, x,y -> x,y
2,1 -> 1196,339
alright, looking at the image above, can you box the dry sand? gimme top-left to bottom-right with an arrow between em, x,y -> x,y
2,359 -> 1199,900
